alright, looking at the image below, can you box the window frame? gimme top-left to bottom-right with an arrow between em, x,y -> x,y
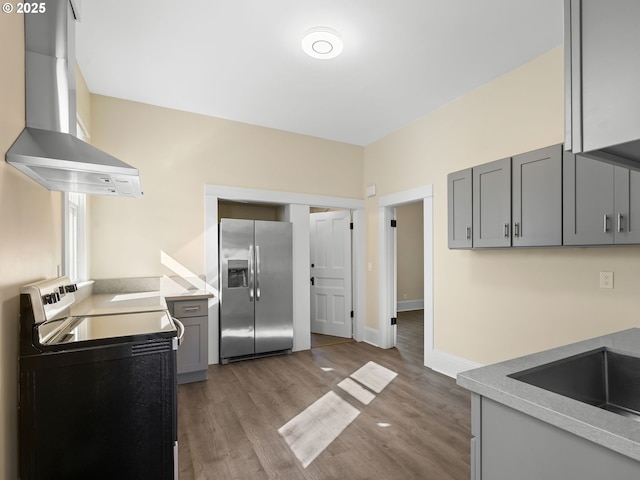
62,191 -> 87,282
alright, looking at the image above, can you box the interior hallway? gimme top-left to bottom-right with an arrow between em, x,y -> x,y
177,310 -> 471,479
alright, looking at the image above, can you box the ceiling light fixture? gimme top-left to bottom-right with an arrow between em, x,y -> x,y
302,27 -> 343,60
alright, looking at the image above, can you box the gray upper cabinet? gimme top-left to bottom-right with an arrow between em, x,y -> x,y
512,145 -> 563,247
473,158 -> 511,248
447,168 -> 472,249
451,144 -> 563,249
565,0 -> 640,160
563,151 -> 640,245
449,139 -> 640,249
563,151 -> 613,245
613,165 -> 640,244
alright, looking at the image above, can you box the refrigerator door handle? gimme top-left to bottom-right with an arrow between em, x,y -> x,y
249,245 -> 255,301
256,245 -> 261,301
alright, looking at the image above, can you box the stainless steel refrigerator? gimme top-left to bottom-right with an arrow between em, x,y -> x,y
219,218 -> 293,363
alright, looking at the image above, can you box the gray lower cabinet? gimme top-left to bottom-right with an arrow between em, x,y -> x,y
512,145 -> 563,247
563,151 -> 640,245
447,168 -> 473,248
472,394 -> 640,480
472,158 -> 511,248
168,299 -> 209,384
565,0 -> 640,159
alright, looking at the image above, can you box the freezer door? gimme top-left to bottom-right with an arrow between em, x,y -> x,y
254,220 -> 293,354
220,219 -> 255,359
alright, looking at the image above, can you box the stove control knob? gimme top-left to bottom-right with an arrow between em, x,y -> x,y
59,286 -> 65,295
43,294 -> 57,304
65,284 -> 78,293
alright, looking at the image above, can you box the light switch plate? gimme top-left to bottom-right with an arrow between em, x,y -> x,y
599,271 -> 613,289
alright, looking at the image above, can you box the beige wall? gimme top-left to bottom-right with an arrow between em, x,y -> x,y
0,16 -> 63,480
396,202 -> 424,302
364,45 -> 640,365
76,65 -> 91,136
88,96 -> 364,279
218,201 -> 282,222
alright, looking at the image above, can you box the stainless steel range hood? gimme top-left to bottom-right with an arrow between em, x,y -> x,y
6,0 -> 143,197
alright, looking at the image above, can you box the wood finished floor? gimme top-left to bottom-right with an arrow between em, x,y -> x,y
310,332 -> 355,348
177,310 -> 471,479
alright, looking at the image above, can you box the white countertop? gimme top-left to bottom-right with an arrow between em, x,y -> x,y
71,290 -> 214,316
163,290 -> 214,302
71,292 -> 168,316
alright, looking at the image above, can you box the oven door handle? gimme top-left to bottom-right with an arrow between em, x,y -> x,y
172,317 -> 185,346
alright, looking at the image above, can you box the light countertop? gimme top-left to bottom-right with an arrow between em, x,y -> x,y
72,290 -> 213,316
72,292 -> 168,316
164,291 -> 214,302
457,328 -> 640,462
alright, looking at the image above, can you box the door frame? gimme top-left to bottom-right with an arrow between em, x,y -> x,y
378,185 -> 433,368
205,185 -> 365,365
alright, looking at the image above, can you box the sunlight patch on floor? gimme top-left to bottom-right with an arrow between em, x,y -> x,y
278,391 -> 360,468
350,361 -> 398,393
337,378 -> 375,405
279,361 -> 398,468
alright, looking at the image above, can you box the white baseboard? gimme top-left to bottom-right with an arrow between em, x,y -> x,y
425,349 -> 483,379
363,327 -> 379,346
397,299 -> 424,312
363,323 -> 482,380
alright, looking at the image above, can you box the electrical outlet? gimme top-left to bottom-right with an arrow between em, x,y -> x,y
599,271 -> 614,289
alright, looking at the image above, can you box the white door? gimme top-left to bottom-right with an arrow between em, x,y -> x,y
310,210 -> 352,338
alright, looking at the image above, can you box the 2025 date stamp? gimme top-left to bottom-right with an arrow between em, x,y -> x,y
3,2 -> 47,14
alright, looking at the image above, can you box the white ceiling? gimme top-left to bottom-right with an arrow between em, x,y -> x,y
75,0 -> 563,147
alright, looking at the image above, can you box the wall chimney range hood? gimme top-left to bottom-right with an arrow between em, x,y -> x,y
6,0 -> 143,197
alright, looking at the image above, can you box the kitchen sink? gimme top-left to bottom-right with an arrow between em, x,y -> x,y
510,348 -> 640,421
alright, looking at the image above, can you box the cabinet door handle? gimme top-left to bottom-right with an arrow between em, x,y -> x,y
182,307 -> 200,313
617,213 -> 623,233
504,223 -> 510,238
466,226 -> 471,240
514,222 -> 520,237
603,214 -> 609,233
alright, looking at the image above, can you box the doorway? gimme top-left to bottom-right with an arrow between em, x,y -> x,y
395,201 -> 425,361
309,208 -> 355,348
205,184 -> 365,364
377,185 -> 433,368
